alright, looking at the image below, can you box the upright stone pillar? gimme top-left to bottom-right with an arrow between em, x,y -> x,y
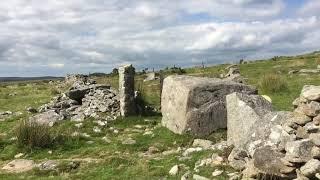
119,64 -> 136,117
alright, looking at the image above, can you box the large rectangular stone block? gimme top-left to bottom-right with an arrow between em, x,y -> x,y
161,75 -> 257,137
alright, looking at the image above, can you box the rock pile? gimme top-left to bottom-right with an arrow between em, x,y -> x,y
33,77 -> 120,126
224,65 -> 245,83
227,85 -> 320,179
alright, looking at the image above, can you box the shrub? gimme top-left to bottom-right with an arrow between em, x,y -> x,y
16,120 -> 54,149
259,74 -> 288,93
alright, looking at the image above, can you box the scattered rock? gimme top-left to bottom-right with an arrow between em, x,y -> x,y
14,153 -> 24,159
192,139 -> 213,149
122,138 -> 136,145
212,169 -> 223,177
26,107 -> 37,113
182,147 -> 203,156
38,160 -> 58,171
168,165 -> 179,176
193,174 -> 210,180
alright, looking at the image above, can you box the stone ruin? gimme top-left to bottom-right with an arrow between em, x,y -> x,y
161,75 -> 257,137
31,75 -> 120,126
226,85 -> 320,179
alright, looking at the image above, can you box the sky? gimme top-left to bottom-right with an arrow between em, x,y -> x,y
0,0 -> 320,77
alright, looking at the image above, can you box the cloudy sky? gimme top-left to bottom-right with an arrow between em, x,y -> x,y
0,0 -> 320,76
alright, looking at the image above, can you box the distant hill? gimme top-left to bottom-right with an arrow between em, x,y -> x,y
0,76 -> 63,82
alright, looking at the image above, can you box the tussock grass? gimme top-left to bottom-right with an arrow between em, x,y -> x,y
259,74 -> 288,94
16,120 -> 54,149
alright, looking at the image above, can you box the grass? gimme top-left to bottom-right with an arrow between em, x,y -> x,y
259,74 -> 288,94
0,51 -> 320,179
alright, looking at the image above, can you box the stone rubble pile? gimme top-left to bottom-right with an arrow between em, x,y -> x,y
223,65 -> 245,83
32,75 -> 120,126
227,85 -> 320,179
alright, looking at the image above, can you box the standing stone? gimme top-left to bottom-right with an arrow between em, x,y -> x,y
161,75 -> 256,137
119,64 -> 136,117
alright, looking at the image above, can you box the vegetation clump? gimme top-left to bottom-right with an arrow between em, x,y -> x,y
16,120 -> 55,149
259,74 -> 288,93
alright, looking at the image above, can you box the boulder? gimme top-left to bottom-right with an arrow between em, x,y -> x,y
226,93 -> 272,148
161,75 -> 257,137
301,85 -> 320,101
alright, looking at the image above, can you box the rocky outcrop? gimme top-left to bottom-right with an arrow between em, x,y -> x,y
161,75 -> 257,137
227,85 -> 320,179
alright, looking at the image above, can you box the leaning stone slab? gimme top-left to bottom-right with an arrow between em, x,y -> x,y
161,75 -> 256,137
226,93 -> 272,148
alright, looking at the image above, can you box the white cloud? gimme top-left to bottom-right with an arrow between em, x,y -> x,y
48,63 -> 64,68
299,0 -> 320,17
0,0 -> 319,76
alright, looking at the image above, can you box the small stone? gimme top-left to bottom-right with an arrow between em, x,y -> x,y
81,133 -> 91,138
182,147 -> 203,156
289,113 -> 312,125
212,169 -> 223,177
192,139 -> 213,149
134,125 -> 143,129
193,174 -> 210,180
310,133 -> 320,146
312,146 -> 320,158
14,153 -> 24,159
102,136 -> 111,143
75,123 -> 83,128
169,165 -> 179,176
113,129 -> 119,134
295,101 -> 320,117
300,159 -> 320,177
181,170 -> 191,180
143,131 -> 153,136
93,126 -> 101,133
314,115 -> 320,125
86,141 -> 94,144
296,126 -> 309,139
147,146 -> 160,154
122,138 -> 136,145
38,160 -> 58,171
95,120 -> 107,127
